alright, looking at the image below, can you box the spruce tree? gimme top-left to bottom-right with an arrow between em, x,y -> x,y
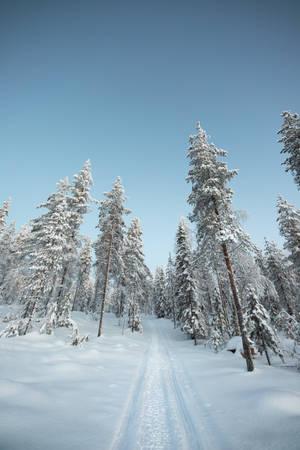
153,266 -> 167,318
245,290 -> 284,365
187,123 -> 254,370
56,161 -> 94,306
277,195 -> 300,276
264,239 -> 296,316
21,182 -> 72,333
94,177 -> 130,337
175,218 -> 207,344
123,218 -> 150,332
73,238 -> 92,312
0,198 -> 11,233
0,225 -> 30,304
166,254 -> 177,328
278,110 -> 300,189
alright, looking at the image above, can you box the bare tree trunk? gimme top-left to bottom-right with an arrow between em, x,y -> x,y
98,222 -> 115,337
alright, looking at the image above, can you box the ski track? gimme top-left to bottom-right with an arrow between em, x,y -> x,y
110,319 -> 231,450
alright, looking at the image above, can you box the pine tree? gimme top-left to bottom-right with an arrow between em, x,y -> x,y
264,239 -> 297,316
0,222 -> 16,287
175,218 -> 207,344
56,161 -> 94,307
94,177 -> 130,337
277,195 -> 300,276
166,254 -> 177,328
245,290 -> 284,365
0,198 -> 11,233
153,266 -> 167,318
40,302 -> 58,335
73,238 -> 92,312
187,123 -> 254,370
0,225 -> 30,304
123,218 -> 150,332
21,182 -> 72,333
278,110 -> 300,189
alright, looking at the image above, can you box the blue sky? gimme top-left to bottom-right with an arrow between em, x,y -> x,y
1,0 -> 299,272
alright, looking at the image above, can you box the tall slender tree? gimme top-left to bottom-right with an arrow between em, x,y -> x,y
94,177 -> 130,337
277,195 -> 300,277
187,123 -> 254,370
56,160 -> 94,306
278,110 -> 300,189
72,238 -> 92,312
264,239 -> 297,316
175,217 -> 207,344
153,266 -> 167,318
166,254 -> 177,328
0,198 -> 11,233
123,217 -> 150,331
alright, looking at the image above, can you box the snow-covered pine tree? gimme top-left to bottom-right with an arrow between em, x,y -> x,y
209,312 -> 225,352
153,266 -> 167,318
277,195 -> 300,277
123,218 -> 150,332
166,254 -> 177,328
56,161 -> 94,307
85,277 -> 96,313
0,198 -> 11,233
264,239 -> 297,316
245,290 -> 284,365
187,123 -> 254,370
0,222 -> 15,288
93,177 -> 130,337
278,110 -> 300,189
274,310 -> 299,341
253,245 -> 281,320
21,182 -> 72,333
0,225 -> 30,305
175,217 -> 207,344
39,302 -> 58,335
72,238 -> 92,312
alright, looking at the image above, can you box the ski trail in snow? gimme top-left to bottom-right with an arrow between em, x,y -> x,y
158,324 -> 232,450
110,318 -> 230,450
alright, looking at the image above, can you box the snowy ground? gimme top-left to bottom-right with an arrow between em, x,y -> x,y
0,306 -> 300,450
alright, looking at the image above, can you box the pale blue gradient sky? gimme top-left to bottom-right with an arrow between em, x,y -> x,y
1,0 -> 299,271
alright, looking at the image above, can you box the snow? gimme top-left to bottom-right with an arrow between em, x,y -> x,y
0,306 -> 300,450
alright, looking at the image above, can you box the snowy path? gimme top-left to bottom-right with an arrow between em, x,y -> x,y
1,310 -> 299,450
111,318 -> 229,450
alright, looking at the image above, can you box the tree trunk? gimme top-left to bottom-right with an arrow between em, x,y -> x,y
231,298 -> 241,335
24,295 -> 40,335
97,222 -> 115,337
221,242 -> 254,371
56,265 -> 68,311
211,196 -> 254,372
258,325 -> 271,366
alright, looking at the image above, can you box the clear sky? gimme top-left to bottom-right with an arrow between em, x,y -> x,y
1,0 -> 299,272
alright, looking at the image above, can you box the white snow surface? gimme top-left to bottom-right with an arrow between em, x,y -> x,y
0,306 -> 300,450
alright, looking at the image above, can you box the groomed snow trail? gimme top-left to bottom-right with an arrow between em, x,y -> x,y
110,318 -> 230,450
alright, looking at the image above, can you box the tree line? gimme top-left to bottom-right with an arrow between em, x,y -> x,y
0,110 -> 299,370
151,111 -> 300,372
0,162 -> 152,342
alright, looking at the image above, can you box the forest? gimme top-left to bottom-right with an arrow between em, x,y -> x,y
0,110 -> 299,373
